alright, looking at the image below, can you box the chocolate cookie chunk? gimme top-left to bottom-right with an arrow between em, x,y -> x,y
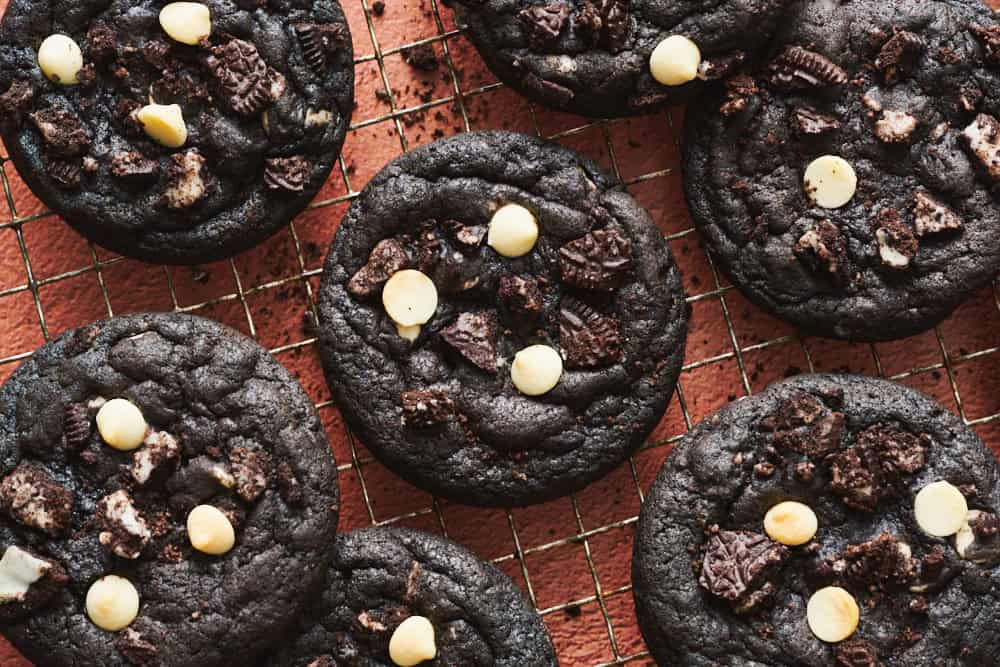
263,527 -> 558,666
633,374 -> 1000,666
317,131 -> 688,506
682,0 -> 1000,340
0,0 -> 353,264
0,314 -> 339,666
444,0 -> 790,117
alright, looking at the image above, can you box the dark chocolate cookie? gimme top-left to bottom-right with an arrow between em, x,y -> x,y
264,526 -> 559,666
317,130 -> 688,507
633,374 -> 1000,666
444,0 -> 790,117
683,0 -> 1000,341
0,0 -> 353,264
0,313 -> 339,666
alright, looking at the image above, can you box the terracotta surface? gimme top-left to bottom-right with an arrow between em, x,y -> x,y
0,2 -> 998,665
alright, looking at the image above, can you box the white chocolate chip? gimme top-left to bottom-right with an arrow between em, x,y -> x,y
159,2 -> 212,46
304,108 -> 333,128
649,35 -> 701,87
96,399 -> 147,451
135,104 -> 188,148
763,501 -> 818,546
37,34 -> 84,85
487,204 -> 538,258
914,480 -> 968,537
0,546 -> 51,602
388,615 -> 437,667
186,505 -> 235,556
807,586 -> 859,643
396,323 -> 421,342
382,270 -> 438,327
804,155 -> 857,209
86,575 -> 139,631
510,345 -> 563,396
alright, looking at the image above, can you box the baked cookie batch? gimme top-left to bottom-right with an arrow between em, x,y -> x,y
0,0 -> 996,665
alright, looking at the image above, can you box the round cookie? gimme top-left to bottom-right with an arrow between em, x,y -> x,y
633,374 -> 1000,666
0,313 -> 339,666
0,0 -> 353,264
444,0 -> 791,117
317,130 -> 689,507
264,526 -> 559,666
683,0 -> 1000,340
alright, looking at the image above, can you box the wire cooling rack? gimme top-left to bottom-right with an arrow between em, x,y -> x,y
0,1 -> 998,664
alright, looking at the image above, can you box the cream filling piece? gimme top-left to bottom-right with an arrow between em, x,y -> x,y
0,546 -> 50,602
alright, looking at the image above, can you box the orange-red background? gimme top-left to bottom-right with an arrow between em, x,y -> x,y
0,1 -> 997,665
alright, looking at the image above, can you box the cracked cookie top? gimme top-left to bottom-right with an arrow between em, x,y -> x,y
0,0 -> 353,264
682,0 -> 1000,341
0,313 -> 339,667
264,527 -> 558,666
444,0 -> 791,117
317,130 -> 688,507
633,374 -> 1000,666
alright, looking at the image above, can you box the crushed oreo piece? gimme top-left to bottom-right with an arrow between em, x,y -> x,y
48,158 -> 82,189
699,526 -> 788,613
0,81 -> 33,130
294,22 -> 347,72
264,156 -> 312,192
720,75 -> 758,116
961,113 -> 1000,181
443,220 -> 487,252
843,532 -> 916,591
98,490 -> 151,560
519,2 -> 571,47
0,462 -> 73,536
110,151 -> 159,181
792,107 -> 839,135
830,423 -> 927,510
402,389 -> 456,428
768,46 -> 848,89
114,627 -> 159,666
86,22 -> 117,62
166,456 -> 235,512
575,0 -> 629,51
697,52 -> 746,81
875,30 -> 925,84
408,223 -> 443,273
523,72 -> 575,105
402,43 -> 439,71
347,239 -> 409,298
277,462 -> 303,506
912,191 -> 963,237
794,220 -> 850,286
229,446 -> 273,503
142,38 -> 172,69
873,208 -> 918,270
560,226 -> 632,291
205,39 -> 284,116
0,548 -> 68,621
834,639 -> 882,667
971,25 -> 1000,66
440,311 -> 498,373
973,512 -> 1000,539
875,109 -> 918,143
499,275 -> 544,320
794,461 -> 816,483
163,151 -> 208,210
759,392 -> 825,431
131,431 -> 181,486
559,298 -> 623,369
29,106 -> 91,157
63,402 -> 91,451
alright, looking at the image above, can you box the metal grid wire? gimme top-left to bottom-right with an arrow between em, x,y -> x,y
0,2 -> 998,664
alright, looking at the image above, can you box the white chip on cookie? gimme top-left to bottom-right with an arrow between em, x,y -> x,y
763,501 -> 818,546
96,399 -> 147,451
396,323 -> 421,342
488,204 -> 538,258
510,344 -> 563,396
159,2 -> 212,46
649,35 -> 701,87
135,104 -> 188,148
804,155 -> 857,209
382,270 -> 438,327
37,34 -> 84,85
86,575 -> 140,631
186,505 -> 236,556
807,586 -> 859,643
388,615 -> 437,667
914,480 -> 968,537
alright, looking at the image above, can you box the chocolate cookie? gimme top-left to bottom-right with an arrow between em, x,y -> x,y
317,131 -> 688,507
0,0 -> 353,264
444,0 -> 790,117
683,0 -> 1000,341
264,526 -> 559,666
0,313 -> 339,666
633,374 -> 1000,666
